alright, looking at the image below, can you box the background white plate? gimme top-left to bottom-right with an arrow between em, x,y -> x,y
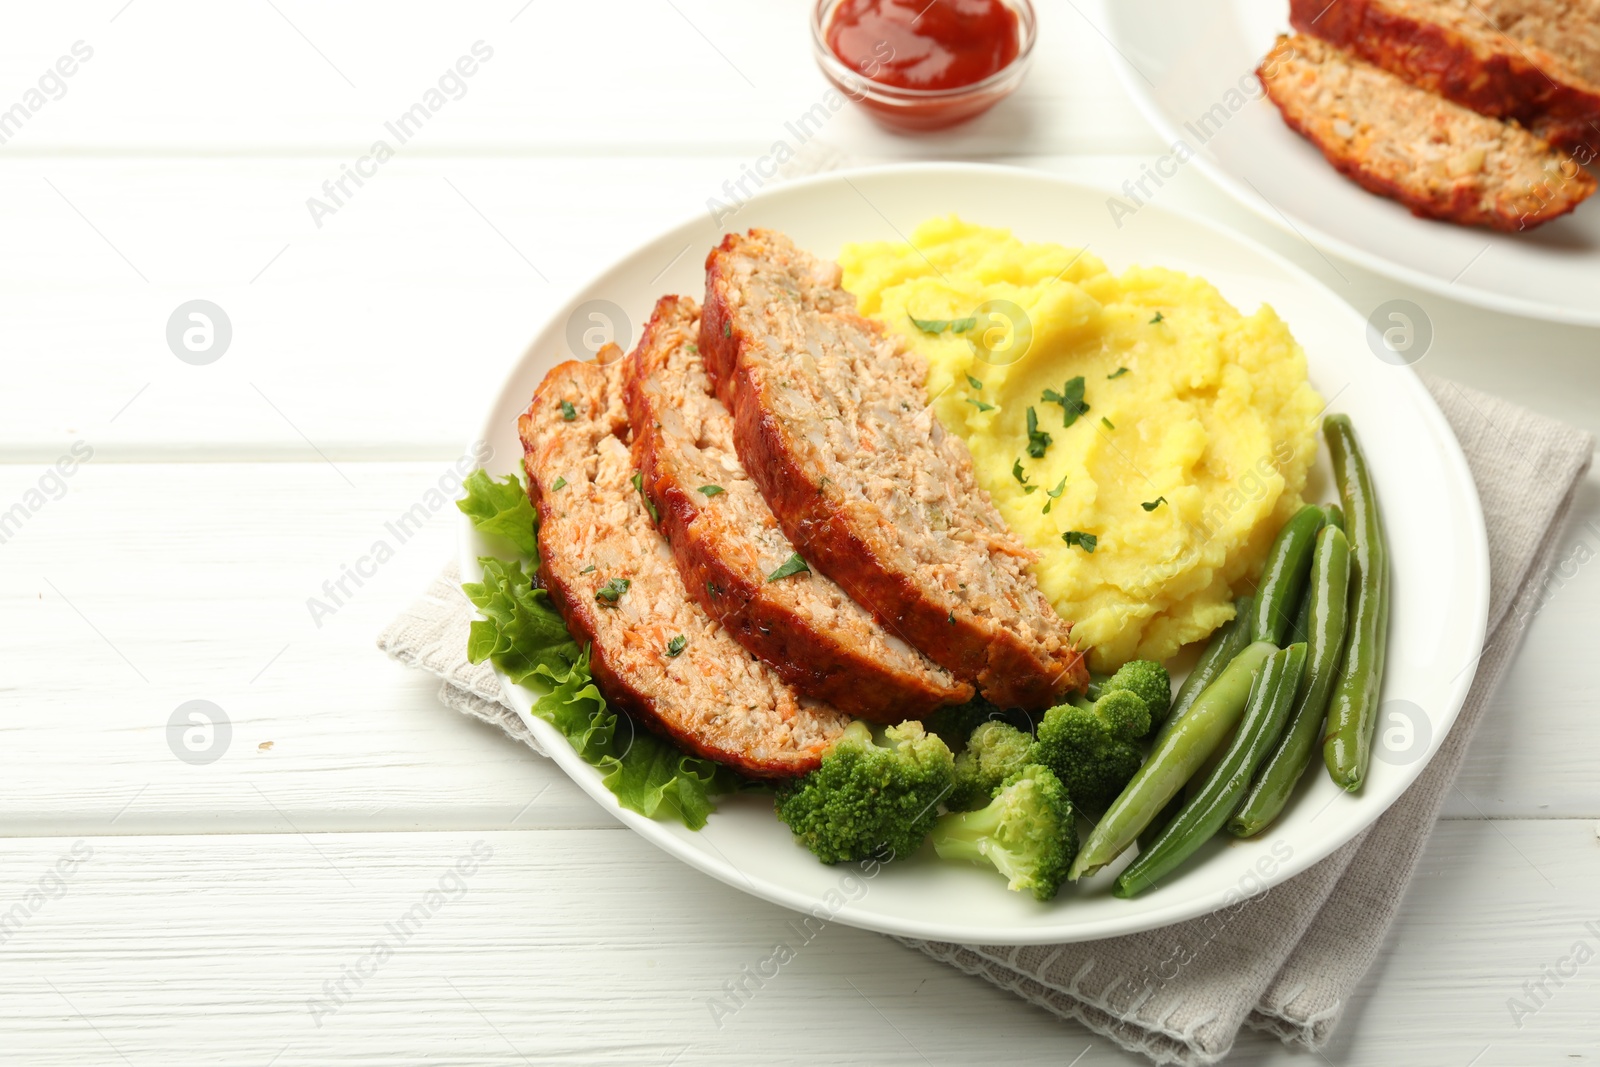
459,163 -> 1489,944
1098,0 -> 1600,327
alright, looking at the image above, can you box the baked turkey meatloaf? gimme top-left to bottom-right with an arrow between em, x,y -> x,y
518,351 -> 851,777
1292,0 -> 1600,154
700,230 -> 1088,709
623,294 -> 973,722
1260,34 -> 1596,230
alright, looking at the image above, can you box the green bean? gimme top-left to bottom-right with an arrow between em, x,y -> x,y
1230,527 -> 1351,837
1138,791 -> 1184,851
1322,416 -> 1390,792
1289,504 -> 1345,646
1163,595 -> 1254,732
1069,641 -> 1276,881
1251,505 -> 1325,646
1115,643 -> 1307,897
1320,503 -> 1345,532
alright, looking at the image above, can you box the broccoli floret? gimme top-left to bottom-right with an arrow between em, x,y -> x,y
930,764 -> 1078,901
1091,659 -> 1172,729
1030,687 -> 1151,814
924,697 -> 1003,750
949,720 -> 1034,810
774,720 -> 955,865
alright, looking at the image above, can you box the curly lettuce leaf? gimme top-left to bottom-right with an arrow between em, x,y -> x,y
457,470 -> 540,557
462,557 -> 579,683
464,550 -> 739,830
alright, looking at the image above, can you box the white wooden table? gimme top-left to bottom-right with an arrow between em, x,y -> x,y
4,3 -> 1598,1063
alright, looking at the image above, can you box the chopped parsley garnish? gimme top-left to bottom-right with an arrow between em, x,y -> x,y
1041,476 -> 1067,514
965,373 -> 983,390
580,564 -> 596,574
966,398 -> 996,412
1042,377 -> 1089,428
1101,417 -> 1115,431
766,553 -> 810,582
1107,367 -> 1130,380
909,314 -> 977,335
706,580 -> 720,598
666,635 -> 687,657
1141,497 -> 1168,512
560,399 -> 577,421
723,320 -> 731,338
685,344 -> 698,355
551,476 -> 568,492
1150,311 -> 1165,324
697,484 -> 725,497
631,472 -> 659,522
948,612 -> 956,625
1012,458 -> 1036,494
1025,407 -> 1053,458
595,577 -> 631,603
1062,531 -> 1097,553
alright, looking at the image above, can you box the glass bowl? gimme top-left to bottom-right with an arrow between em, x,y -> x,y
810,0 -> 1037,132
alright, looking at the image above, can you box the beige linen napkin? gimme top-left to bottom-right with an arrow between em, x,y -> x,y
379,378 -> 1592,1064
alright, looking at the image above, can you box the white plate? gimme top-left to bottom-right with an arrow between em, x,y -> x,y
1098,0 -> 1600,327
459,163 -> 1489,944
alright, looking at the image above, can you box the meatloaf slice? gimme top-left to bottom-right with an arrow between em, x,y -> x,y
1291,0 -> 1600,154
623,294 -> 974,722
1259,34 -> 1596,230
518,352 -> 852,777
700,230 -> 1087,709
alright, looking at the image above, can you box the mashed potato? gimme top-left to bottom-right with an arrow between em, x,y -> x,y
839,217 -> 1323,672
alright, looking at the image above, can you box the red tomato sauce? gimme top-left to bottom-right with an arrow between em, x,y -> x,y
826,0 -> 1021,92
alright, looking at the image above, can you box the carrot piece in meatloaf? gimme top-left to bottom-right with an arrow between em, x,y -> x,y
623,294 -> 974,723
518,352 -> 851,777
700,230 -> 1088,709
1259,34 -> 1596,230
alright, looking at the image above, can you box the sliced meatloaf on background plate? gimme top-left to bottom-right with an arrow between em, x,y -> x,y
623,294 -> 973,722
1292,0 -> 1600,154
518,351 -> 852,777
1260,33 -> 1596,230
700,229 -> 1087,709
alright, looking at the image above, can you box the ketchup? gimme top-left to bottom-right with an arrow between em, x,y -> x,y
826,0 -> 1021,92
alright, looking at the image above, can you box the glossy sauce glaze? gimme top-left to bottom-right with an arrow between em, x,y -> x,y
826,0 -> 1021,91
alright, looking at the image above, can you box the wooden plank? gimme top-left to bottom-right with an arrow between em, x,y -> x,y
1,461 -> 1596,832
0,820 -> 1591,1065
0,0 -> 1155,157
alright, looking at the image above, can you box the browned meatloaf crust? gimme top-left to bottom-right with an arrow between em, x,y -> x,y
1259,34 -> 1596,230
1292,0 -> 1600,154
700,230 -> 1088,709
518,351 -> 851,777
623,294 -> 974,722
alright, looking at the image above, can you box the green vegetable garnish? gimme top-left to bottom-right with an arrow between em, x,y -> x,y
666,635 -> 687,657
1042,377 -> 1089,428
910,314 -> 977,335
697,485 -> 725,497
965,374 -> 983,390
1025,407 -> 1052,458
1101,417 -> 1115,431
456,470 -> 540,557
1042,476 -> 1066,515
580,564 -> 596,574
767,553 -> 810,582
551,476 -> 567,492
595,577 -> 631,604
1012,458 -> 1036,494
631,472 -> 659,522
1062,531 -> 1097,553
966,398 -> 996,412
1141,497 -> 1167,512
723,320 -> 731,337
560,399 -> 577,421
1108,367 -> 1130,380
1150,312 -> 1165,324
